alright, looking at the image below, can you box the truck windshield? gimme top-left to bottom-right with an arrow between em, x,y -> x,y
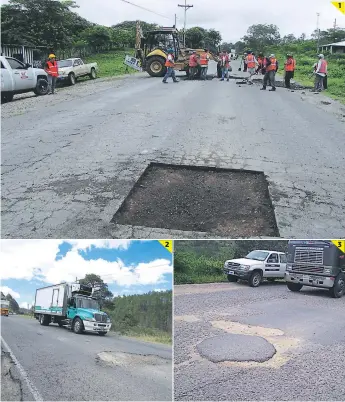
58,60 -> 73,68
76,298 -> 99,310
245,251 -> 269,261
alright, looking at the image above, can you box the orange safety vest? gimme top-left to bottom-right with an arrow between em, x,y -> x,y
285,58 -> 296,72
46,60 -> 58,77
318,59 -> 327,74
200,52 -> 209,66
246,54 -> 256,68
165,54 -> 174,67
266,57 -> 277,72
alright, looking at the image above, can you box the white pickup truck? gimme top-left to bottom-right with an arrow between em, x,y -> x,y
223,250 -> 287,287
1,56 -> 48,102
57,58 -> 98,85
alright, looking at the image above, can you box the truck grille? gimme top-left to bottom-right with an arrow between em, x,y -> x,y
94,313 -> 107,323
295,247 -> 324,264
226,262 -> 241,269
291,264 -> 324,274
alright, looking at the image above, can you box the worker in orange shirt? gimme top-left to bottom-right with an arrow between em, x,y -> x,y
284,53 -> 296,89
44,53 -> 59,94
245,51 -> 258,84
189,51 -> 199,80
199,49 -> 210,80
260,54 -> 278,91
162,49 -> 178,83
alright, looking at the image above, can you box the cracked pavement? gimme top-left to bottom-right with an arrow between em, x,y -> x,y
174,282 -> 345,401
1,316 -> 172,401
1,60 -> 345,238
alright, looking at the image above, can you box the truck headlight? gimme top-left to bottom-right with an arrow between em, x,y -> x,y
106,318 -> 111,323
240,265 -> 250,271
84,317 -> 96,322
323,268 -> 331,274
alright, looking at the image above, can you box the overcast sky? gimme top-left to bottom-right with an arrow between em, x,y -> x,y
72,0 -> 344,42
1,0 -> 343,42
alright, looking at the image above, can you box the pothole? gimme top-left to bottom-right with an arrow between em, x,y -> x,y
197,334 -> 276,363
111,163 -> 279,237
96,351 -> 169,367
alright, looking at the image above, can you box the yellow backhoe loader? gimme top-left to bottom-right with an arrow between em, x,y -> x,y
134,21 -> 219,78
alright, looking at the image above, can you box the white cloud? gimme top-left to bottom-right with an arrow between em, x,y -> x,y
1,240 -> 172,287
20,302 -> 32,309
0,286 -> 20,299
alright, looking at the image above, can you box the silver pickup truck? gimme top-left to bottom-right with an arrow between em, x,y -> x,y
1,56 -> 48,102
57,58 -> 98,85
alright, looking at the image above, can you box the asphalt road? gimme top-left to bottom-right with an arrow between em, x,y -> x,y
2,60 -> 345,238
174,281 -> 345,401
1,315 -> 172,401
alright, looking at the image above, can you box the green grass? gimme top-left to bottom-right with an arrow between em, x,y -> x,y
84,50 -> 138,78
174,251 -> 227,285
124,330 -> 172,345
272,49 -> 345,104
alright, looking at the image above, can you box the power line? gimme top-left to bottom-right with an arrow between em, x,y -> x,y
119,0 -> 173,20
178,0 -> 193,47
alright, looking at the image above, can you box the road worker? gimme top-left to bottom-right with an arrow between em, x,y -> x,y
200,49 -> 210,80
45,53 -> 58,94
189,50 -> 199,80
313,54 -> 328,92
260,54 -> 278,91
256,53 -> 264,74
162,49 -> 178,84
284,53 -> 296,89
243,52 -> 248,72
220,51 -> 230,82
245,51 -> 258,84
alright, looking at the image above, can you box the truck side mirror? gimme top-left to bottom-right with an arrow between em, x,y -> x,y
25,63 -> 31,69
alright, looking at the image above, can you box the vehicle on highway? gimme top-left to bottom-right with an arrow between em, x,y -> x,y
223,250 -> 287,287
57,58 -> 98,85
1,300 -> 10,316
34,282 -> 112,335
0,55 -> 48,102
134,23 -> 219,78
285,240 -> 345,298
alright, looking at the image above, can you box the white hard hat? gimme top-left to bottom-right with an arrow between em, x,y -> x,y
269,53 -> 275,57
318,53 -> 324,58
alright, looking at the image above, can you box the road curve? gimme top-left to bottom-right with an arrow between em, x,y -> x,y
1,315 -> 172,401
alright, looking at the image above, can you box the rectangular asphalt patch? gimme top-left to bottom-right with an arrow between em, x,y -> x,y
111,163 -> 279,237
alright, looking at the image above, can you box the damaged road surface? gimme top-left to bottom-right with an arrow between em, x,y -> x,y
1,316 -> 172,401
1,60 -> 345,238
174,282 -> 345,401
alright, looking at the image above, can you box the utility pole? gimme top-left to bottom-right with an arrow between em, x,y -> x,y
174,13 -> 177,28
316,12 -> 320,52
178,0 -> 193,47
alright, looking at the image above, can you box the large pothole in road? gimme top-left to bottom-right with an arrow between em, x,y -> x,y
196,334 -> 276,363
111,163 -> 279,237
96,351 -> 170,367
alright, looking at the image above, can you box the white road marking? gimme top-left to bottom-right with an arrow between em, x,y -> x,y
1,336 -> 44,401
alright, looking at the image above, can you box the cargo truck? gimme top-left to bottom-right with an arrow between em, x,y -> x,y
285,240 -> 345,298
1,300 -> 10,316
34,283 -> 112,335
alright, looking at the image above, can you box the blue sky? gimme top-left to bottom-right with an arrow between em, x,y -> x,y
1,240 -> 172,308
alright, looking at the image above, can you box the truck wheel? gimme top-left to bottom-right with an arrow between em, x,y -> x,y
98,332 -> 106,336
287,282 -> 303,292
89,68 -> 96,79
249,271 -> 262,287
69,72 -> 76,85
34,78 -> 48,95
39,314 -> 50,326
73,318 -> 84,334
329,273 -> 345,298
227,274 -> 238,283
146,57 -> 166,77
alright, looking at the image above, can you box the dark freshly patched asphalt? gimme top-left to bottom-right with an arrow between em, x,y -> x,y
1,316 -> 172,401
174,281 -> 345,401
2,60 -> 345,238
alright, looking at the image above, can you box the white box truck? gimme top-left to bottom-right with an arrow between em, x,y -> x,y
34,283 -> 112,335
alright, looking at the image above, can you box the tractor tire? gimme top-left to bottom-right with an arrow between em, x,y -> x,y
146,57 -> 166,77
